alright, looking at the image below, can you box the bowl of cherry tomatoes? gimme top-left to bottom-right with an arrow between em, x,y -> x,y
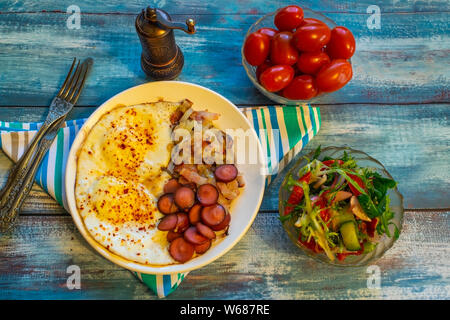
242,5 -> 355,104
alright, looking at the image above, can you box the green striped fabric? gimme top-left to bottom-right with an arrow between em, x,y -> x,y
0,104 -> 320,298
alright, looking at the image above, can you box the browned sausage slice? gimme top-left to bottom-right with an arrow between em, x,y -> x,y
164,179 -> 181,194
196,184 -> 219,206
181,182 -> 197,191
183,226 -> 208,245
174,212 -> 189,233
157,214 -> 178,231
194,240 -> 211,254
167,230 -> 182,242
188,203 -> 202,225
169,238 -> 195,263
201,204 -> 226,227
174,186 -> 195,210
196,222 -> 216,240
157,194 -> 178,214
214,164 -> 238,182
210,213 -> 231,231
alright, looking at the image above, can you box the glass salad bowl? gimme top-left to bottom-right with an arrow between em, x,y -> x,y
242,7 -> 347,105
279,146 -> 404,266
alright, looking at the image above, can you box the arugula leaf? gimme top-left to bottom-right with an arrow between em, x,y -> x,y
312,145 -> 322,160
372,174 -> 396,201
340,151 -> 351,162
363,241 -> 378,254
284,174 -> 304,190
278,213 -> 292,223
358,194 -> 381,218
325,173 -> 335,185
376,195 -> 399,239
392,223 -> 400,240
339,151 -> 358,168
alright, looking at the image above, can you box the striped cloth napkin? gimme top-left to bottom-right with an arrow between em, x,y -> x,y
0,104 -> 320,298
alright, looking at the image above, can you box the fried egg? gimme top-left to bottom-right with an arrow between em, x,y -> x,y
75,101 -> 187,265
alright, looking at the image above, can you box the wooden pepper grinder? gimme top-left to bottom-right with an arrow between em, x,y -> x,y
135,7 -> 196,80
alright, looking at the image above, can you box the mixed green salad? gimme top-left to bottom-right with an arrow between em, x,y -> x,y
281,147 -> 400,262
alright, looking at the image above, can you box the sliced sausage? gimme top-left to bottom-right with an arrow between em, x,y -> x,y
188,203 -> 202,225
174,186 -> 195,210
157,214 -> 178,231
157,194 -> 178,214
214,164 -> 238,182
196,222 -> 216,240
167,230 -> 182,242
197,184 -> 219,206
201,204 -> 226,227
174,212 -> 189,233
181,182 -> 197,191
183,226 -> 209,245
169,238 -> 194,263
194,240 -> 211,254
164,179 -> 181,194
210,213 -> 231,231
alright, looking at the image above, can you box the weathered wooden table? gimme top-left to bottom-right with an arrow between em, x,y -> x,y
0,1 -> 449,299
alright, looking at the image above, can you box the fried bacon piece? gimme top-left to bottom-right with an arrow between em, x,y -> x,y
190,111 -> 219,121
179,166 -> 209,185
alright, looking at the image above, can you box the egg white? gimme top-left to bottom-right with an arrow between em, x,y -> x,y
75,102 -> 181,265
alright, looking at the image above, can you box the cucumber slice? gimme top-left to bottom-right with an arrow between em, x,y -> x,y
331,212 -> 355,230
340,221 -> 361,251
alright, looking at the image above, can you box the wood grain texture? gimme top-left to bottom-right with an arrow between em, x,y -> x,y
0,11 -> 448,106
0,211 -> 448,299
0,0 -> 449,300
1,0 -> 449,14
1,104 -> 448,212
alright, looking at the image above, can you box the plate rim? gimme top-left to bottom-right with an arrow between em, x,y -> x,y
64,81 -> 266,274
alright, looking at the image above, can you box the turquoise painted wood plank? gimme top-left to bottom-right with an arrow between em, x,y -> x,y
0,12 -> 448,106
0,212 -> 448,299
1,104 -> 449,212
1,0 -> 449,14
262,103 -> 450,211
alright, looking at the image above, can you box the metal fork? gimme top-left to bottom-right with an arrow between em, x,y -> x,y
0,57 -> 93,231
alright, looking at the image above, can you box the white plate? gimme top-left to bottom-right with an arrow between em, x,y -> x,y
65,81 -> 266,274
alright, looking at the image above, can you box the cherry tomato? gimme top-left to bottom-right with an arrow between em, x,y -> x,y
322,159 -> 344,167
270,32 -> 298,65
243,32 -> 270,66
274,5 -> 304,31
299,18 -> 327,27
260,65 -> 294,92
297,51 -> 330,75
326,26 -> 356,59
315,59 -> 352,93
282,75 -> 318,100
256,60 -> 273,81
293,23 -> 331,52
257,27 -> 278,39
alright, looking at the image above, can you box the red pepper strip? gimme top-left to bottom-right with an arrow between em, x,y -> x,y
347,173 -> 367,196
336,242 -> 364,261
283,171 -> 312,216
311,195 -> 331,223
298,236 -> 323,253
322,159 -> 344,167
319,208 -> 331,223
365,218 -> 378,238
